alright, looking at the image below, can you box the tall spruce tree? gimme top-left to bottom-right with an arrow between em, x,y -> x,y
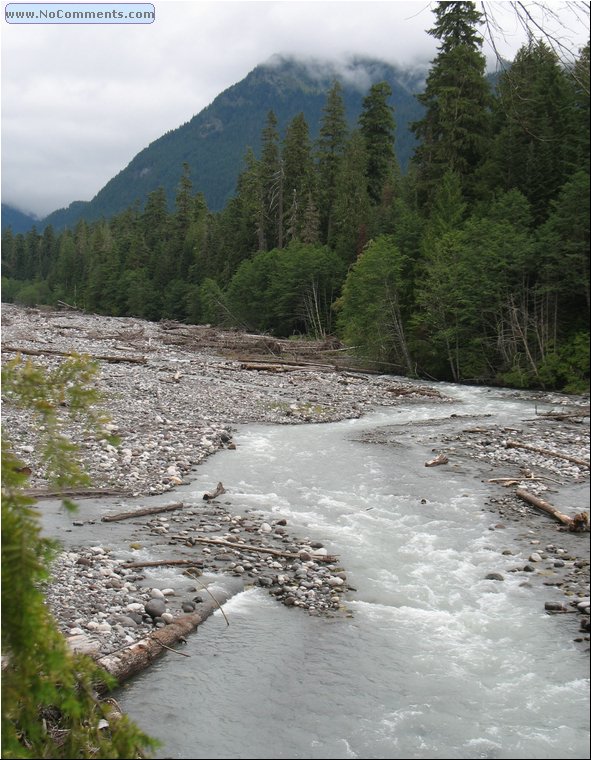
411,1 -> 492,208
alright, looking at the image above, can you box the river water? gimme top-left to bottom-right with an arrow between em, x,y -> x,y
90,384 -> 591,757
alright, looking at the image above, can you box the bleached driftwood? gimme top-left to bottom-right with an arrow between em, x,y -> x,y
425,453 -> 449,467
506,440 -> 590,469
2,344 -> 147,364
516,488 -> 590,531
101,502 -> 184,522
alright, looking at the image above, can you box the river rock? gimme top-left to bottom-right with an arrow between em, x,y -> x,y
145,599 -> 166,618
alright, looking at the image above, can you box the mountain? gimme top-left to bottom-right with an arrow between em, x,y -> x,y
1,203 -> 39,234
41,55 -> 426,231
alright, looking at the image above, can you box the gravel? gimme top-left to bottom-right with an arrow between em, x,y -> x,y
2,303 -> 589,656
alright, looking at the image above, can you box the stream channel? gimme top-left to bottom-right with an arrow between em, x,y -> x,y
40,383 -> 590,759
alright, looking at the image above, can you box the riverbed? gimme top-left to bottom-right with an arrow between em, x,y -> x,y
3,305 -> 589,758
112,386 -> 589,759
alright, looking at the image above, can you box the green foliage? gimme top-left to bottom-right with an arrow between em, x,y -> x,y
336,235 -> 414,373
1,356 -> 157,758
226,241 -> 345,336
12,279 -> 53,307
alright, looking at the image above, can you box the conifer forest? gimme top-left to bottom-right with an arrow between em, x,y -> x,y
2,3 -> 589,392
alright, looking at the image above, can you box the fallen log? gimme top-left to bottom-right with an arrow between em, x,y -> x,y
190,535 -> 338,562
120,559 -> 204,569
25,487 -> 126,500
425,453 -> 449,467
537,408 -> 590,420
487,475 -> 559,486
94,583 -> 239,690
239,362 -> 308,373
101,502 -> 184,522
1,344 -> 147,364
56,300 -> 80,311
506,439 -> 590,469
516,488 -> 590,531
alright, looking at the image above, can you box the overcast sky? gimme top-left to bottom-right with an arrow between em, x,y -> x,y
1,0 -> 589,218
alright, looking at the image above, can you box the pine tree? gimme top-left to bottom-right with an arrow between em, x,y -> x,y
411,1 -> 492,207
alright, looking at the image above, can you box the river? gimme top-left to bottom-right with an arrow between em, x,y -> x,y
102,383 -> 587,759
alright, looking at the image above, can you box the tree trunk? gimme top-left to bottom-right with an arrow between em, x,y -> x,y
516,488 -> 590,531
95,582 -> 241,690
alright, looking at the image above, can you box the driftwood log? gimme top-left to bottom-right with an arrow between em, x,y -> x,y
25,487 -> 126,500
188,536 -> 339,562
2,344 -> 147,365
94,582 -> 240,690
516,488 -> 590,531
101,502 -> 184,522
120,558 -> 204,570
506,439 -> 590,469
425,453 -> 449,467
203,482 -> 226,501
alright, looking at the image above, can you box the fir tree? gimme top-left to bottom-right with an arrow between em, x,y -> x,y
411,1 -> 492,207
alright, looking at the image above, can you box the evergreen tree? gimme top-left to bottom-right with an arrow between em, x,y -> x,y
571,42 -> 590,174
330,131 -> 371,264
316,81 -> 349,242
359,81 -> 397,205
282,113 -> 315,243
411,1 -> 492,207
1,227 -> 16,279
260,110 -> 284,249
2,356 -> 156,758
412,171 -> 468,381
142,186 -> 169,252
489,40 -> 578,224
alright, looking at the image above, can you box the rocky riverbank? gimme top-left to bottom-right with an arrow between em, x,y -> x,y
1,303 -> 589,662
